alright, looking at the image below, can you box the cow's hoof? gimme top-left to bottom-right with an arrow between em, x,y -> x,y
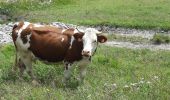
32,80 -> 40,86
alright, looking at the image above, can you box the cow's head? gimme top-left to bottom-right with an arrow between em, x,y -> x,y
73,28 -> 107,58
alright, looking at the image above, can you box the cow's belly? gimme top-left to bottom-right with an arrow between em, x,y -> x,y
30,45 -> 68,62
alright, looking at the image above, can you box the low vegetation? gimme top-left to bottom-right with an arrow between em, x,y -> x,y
152,33 -> 170,44
107,34 -> 150,44
1,0 -> 170,30
107,33 -> 170,45
0,44 -> 170,99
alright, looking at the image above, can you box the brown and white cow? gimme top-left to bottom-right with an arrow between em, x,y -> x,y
12,21 -> 107,84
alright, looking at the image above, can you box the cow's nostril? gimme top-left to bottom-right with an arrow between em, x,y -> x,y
82,51 -> 91,57
82,51 -> 90,54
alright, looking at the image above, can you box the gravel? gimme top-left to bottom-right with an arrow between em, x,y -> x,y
0,22 -> 170,50
0,22 -> 14,44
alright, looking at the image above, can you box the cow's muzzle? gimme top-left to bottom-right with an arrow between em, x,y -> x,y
82,50 -> 91,57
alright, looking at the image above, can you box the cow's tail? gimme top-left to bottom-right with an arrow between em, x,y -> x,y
12,22 -> 19,42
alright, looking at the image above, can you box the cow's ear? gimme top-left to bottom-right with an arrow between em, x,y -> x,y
73,32 -> 84,42
97,34 -> 107,43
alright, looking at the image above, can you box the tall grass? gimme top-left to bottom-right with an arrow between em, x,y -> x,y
0,44 -> 170,99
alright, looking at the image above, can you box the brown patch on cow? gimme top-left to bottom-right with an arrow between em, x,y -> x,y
62,28 -> 75,37
11,22 -> 84,63
29,30 -> 71,62
20,28 -> 31,44
28,26 -> 84,63
64,40 -> 83,63
20,24 -> 34,44
12,21 -> 25,47
12,24 -> 18,30
73,32 -> 84,42
64,37 -> 83,62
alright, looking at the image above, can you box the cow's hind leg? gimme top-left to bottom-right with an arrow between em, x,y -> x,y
18,58 -> 26,80
12,51 -> 26,80
22,57 -> 35,80
21,56 -> 38,85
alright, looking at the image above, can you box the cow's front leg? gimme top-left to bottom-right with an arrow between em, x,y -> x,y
78,66 -> 87,83
18,58 -> 26,80
63,62 -> 73,83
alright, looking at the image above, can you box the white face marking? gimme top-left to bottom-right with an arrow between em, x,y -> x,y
15,22 -> 31,51
82,28 -> 100,56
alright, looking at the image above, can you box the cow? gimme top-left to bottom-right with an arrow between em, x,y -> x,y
12,21 -> 107,84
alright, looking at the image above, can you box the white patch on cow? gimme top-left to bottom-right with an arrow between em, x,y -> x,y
62,29 -> 66,33
69,36 -> 75,48
74,29 -> 79,33
15,22 -> 31,51
61,37 -> 65,42
17,22 -> 30,35
82,28 -> 99,56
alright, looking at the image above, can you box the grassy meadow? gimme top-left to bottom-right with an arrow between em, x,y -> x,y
1,0 -> 170,30
0,44 -> 170,99
0,0 -> 170,100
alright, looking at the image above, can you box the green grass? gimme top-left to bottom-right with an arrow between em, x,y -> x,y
0,44 -> 170,100
1,0 -> 170,30
107,34 -> 150,44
